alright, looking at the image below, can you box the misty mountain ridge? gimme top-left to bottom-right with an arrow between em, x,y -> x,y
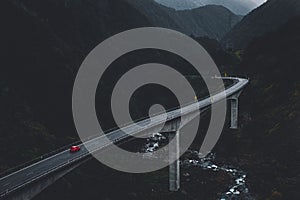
154,0 -> 259,15
127,0 -> 242,40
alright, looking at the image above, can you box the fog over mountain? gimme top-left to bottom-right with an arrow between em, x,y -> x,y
154,0 -> 263,15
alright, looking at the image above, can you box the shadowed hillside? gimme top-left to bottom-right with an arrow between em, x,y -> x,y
0,0 -> 152,170
223,0 -> 300,49
0,0 -> 299,199
219,16 -> 300,199
0,0 -> 233,171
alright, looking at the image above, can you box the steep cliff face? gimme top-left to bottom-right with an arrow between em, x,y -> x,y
127,0 -> 242,40
222,0 -> 300,49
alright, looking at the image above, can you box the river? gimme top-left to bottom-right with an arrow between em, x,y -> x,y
143,133 -> 255,200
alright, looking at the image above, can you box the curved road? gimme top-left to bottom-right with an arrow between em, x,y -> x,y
0,77 -> 249,198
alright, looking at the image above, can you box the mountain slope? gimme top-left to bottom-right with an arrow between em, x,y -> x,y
0,0 -> 237,169
155,0 -> 258,15
222,0 -> 300,49
0,0 -> 152,169
127,0 -> 242,40
224,16 -> 300,199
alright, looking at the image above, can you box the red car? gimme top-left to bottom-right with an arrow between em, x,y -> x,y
70,145 -> 81,153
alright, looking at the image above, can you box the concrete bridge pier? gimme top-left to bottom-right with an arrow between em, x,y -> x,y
159,110 -> 201,191
229,91 -> 242,129
159,119 -> 181,192
168,131 -> 180,191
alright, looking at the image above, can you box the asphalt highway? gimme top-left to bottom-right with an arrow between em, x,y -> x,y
0,77 -> 249,198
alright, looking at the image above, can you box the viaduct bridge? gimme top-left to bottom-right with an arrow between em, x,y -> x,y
0,77 -> 249,200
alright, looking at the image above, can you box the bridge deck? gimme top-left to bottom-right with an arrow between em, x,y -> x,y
0,77 -> 248,198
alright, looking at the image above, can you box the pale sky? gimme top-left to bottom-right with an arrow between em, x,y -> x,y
252,0 -> 267,6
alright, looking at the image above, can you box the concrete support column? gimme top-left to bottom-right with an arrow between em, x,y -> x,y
168,131 -> 180,191
229,91 -> 242,129
230,97 -> 239,129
